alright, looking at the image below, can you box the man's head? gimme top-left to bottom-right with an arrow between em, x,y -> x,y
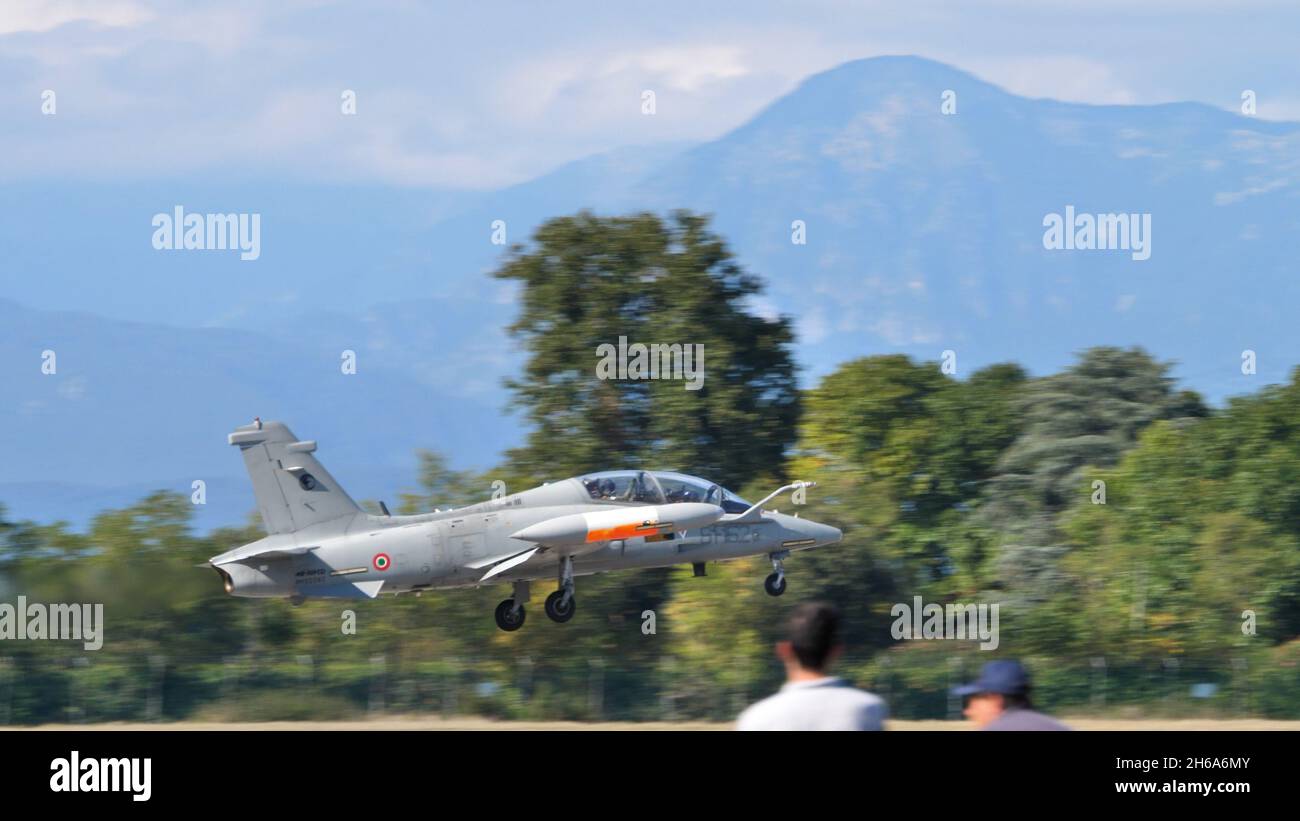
776,602 -> 843,679
952,660 -> 1033,728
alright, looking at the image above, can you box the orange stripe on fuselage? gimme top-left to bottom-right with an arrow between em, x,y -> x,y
586,521 -> 659,542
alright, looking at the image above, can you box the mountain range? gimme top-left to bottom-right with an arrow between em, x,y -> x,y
4,56 -> 1298,530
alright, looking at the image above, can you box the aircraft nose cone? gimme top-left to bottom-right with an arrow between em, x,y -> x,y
812,522 -> 842,545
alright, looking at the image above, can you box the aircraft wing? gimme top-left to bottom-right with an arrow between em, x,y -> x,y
476,548 -> 542,583
464,547 -> 539,571
313,579 -> 384,599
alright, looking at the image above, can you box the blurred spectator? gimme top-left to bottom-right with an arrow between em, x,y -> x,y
736,602 -> 887,730
953,660 -> 1071,730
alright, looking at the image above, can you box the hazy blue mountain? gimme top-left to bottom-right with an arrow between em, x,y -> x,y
0,143 -> 693,330
0,182 -> 487,328
5,56 -> 1300,528
301,56 -> 1300,399
621,56 -> 1300,395
0,299 -> 518,531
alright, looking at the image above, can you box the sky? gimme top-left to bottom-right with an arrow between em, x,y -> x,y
2,0 -> 1298,189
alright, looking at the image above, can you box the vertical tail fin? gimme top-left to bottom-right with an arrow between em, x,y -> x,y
228,420 -> 361,534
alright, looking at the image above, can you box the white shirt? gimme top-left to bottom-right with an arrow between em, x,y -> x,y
735,676 -> 887,731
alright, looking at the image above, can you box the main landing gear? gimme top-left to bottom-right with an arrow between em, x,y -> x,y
494,580 -> 530,631
493,559 -> 578,631
764,551 -> 788,597
545,556 -> 576,623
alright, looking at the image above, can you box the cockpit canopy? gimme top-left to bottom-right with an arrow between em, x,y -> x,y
579,470 -> 751,513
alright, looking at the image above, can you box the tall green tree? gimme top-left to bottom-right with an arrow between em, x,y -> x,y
1060,369 -> 1300,661
792,356 -> 1026,594
489,211 -> 801,709
977,346 -> 1206,603
657,356 -> 1027,707
493,210 -> 799,487
396,450 -> 489,514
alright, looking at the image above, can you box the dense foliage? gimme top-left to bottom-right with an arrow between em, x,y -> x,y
2,213 -> 1296,723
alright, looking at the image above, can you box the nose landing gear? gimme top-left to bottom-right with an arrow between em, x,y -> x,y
545,555 -> 577,623
764,551 -> 788,597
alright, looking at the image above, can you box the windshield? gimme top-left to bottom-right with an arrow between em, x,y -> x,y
579,470 -> 751,512
716,487 -> 752,514
651,471 -> 751,512
581,471 -> 662,503
652,471 -> 715,504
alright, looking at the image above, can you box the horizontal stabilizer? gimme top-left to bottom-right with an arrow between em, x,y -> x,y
245,546 -> 317,560
211,545 -> 318,565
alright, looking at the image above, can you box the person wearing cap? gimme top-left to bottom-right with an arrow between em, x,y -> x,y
736,602 -> 887,731
952,659 -> 1071,731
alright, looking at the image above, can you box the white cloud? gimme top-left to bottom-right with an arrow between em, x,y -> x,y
869,314 -> 940,346
56,375 -> 87,400
800,307 -> 830,344
494,39 -> 792,137
2,3 -> 1298,188
0,0 -> 152,35
964,55 -> 1137,105
604,45 -> 751,93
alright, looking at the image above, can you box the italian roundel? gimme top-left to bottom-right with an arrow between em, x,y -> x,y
372,552 -> 392,571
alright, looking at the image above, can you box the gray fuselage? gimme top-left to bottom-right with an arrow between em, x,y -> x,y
211,476 -> 841,600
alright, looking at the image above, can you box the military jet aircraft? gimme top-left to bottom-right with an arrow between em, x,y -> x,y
210,420 -> 842,630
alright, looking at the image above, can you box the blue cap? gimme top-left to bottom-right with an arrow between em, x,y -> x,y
952,660 -> 1031,697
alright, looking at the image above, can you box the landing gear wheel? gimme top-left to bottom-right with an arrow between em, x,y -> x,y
494,599 -> 526,631
764,572 -> 787,597
544,589 -> 576,623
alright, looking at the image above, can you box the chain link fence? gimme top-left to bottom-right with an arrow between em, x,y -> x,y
1,650 -> 1291,725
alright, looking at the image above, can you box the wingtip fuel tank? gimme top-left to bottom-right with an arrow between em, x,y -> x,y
510,502 -> 725,546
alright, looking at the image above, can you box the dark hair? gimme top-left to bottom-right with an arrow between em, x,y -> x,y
786,602 -> 842,670
1003,692 -> 1034,710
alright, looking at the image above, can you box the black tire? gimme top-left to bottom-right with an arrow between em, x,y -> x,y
544,589 -> 576,623
764,573 -> 787,597
494,599 -> 526,631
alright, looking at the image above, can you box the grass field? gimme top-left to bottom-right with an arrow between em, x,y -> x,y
10,717 -> 1300,731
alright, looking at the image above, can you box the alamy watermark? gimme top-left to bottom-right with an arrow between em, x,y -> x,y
890,596 -> 1000,651
0,596 -> 104,650
50,751 -> 150,801
596,336 -> 704,391
1042,205 -> 1151,261
151,206 -> 261,260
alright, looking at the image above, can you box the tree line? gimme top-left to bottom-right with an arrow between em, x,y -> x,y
1,211 -> 1297,722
